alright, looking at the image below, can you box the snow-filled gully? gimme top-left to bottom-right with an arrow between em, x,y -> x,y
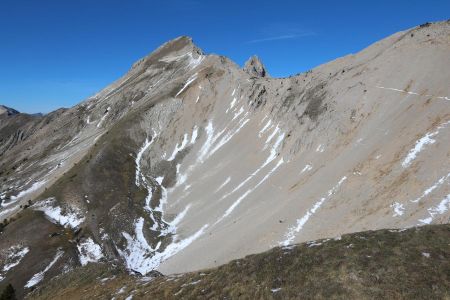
119,128 -> 204,275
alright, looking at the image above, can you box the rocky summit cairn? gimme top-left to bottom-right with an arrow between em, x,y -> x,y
243,55 -> 268,77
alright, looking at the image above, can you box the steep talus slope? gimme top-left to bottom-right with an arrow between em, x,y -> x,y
1,22 -> 450,297
28,225 -> 450,299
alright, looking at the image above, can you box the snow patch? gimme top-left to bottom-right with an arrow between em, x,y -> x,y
418,193 -> 450,225
8,180 -> 46,204
77,238 -> 104,266
33,198 -> 85,229
2,246 -> 29,273
118,218 -> 208,274
390,202 -> 405,217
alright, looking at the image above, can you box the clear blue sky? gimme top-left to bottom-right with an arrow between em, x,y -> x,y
1,0 -> 449,113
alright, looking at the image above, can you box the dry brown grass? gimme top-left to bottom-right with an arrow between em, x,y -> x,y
28,224 -> 450,300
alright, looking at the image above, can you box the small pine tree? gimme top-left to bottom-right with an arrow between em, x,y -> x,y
0,284 -> 16,300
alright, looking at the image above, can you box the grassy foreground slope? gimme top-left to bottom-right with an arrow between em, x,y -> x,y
28,224 -> 450,299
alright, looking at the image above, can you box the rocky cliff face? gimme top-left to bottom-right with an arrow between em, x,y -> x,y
1,22 -> 450,297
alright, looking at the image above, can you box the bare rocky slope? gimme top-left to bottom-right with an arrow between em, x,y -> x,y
1,21 -> 450,298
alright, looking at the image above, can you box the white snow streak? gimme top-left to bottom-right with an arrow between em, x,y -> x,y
218,128 -> 284,203
214,177 -> 231,193
191,126 -> 198,144
280,176 -> 347,246
265,125 -> 280,146
230,97 -> 237,110
259,119 -> 272,137
402,132 -> 437,167
209,118 -> 250,157
159,204 -> 191,237
176,74 -> 198,97
410,171 -> 450,203
97,107 -> 111,128
197,122 -> 214,163
376,86 -> 450,101
25,250 -> 64,288
300,164 -> 313,174
214,158 -> 284,225
135,136 -> 155,187
167,134 -> 189,161
402,120 -> 450,167
232,107 -> 244,120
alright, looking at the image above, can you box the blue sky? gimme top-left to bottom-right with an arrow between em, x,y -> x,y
1,0 -> 449,113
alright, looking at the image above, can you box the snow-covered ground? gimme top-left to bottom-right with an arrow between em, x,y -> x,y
33,198 -> 85,229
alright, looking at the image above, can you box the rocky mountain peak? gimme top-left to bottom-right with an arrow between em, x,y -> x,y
243,55 -> 268,77
0,105 -> 19,116
131,35 -> 203,70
